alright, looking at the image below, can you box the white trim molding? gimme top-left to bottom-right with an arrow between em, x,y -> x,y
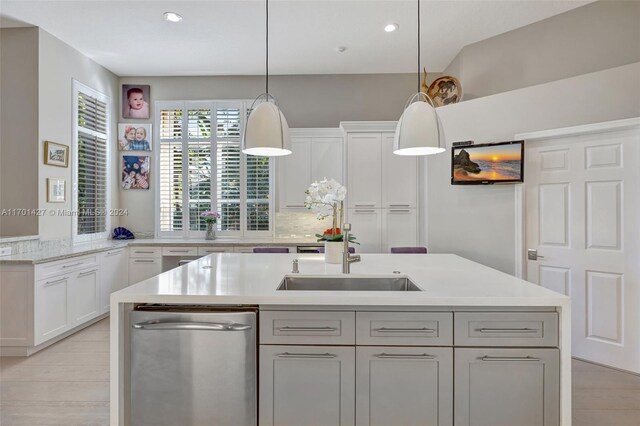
339,121 -> 398,133
289,128 -> 343,138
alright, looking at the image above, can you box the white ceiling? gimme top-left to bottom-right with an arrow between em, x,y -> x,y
0,0 -> 592,76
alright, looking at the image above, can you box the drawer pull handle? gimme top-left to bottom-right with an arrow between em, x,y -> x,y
354,204 -> 375,207
277,326 -> 338,332
77,269 -> 98,277
168,250 -> 190,253
44,277 -> 69,286
277,352 -> 336,359
375,327 -> 435,333
376,353 -> 435,359
62,262 -> 83,269
285,205 -> 305,208
481,356 -> 540,362
389,210 -> 411,213
389,204 -> 410,207
135,251 -> 155,254
134,260 -> 156,263
354,210 -> 376,213
106,251 -> 122,256
478,328 -> 539,333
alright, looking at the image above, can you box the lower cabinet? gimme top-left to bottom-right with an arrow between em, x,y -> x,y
128,258 -> 162,285
454,348 -> 560,426
68,267 -> 99,327
356,347 -> 453,426
34,275 -> 70,345
99,248 -> 127,314
259,345 -> 355,426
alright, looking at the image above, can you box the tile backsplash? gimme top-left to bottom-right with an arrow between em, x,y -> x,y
275,211 -> 329,237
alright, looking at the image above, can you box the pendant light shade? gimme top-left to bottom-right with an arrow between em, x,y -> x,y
394,0 -> 445,157
242,96 -> 291,157
393,93 -> 444,156
242,0 -> 292,157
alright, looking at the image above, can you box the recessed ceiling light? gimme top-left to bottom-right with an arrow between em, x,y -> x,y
163,12 -> 183,23
384,23 -> 399,33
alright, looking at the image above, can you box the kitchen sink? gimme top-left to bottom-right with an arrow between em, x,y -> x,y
276,276 -> 422,291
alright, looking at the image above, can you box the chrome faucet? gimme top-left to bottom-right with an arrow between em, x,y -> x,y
342,223 -> 361,274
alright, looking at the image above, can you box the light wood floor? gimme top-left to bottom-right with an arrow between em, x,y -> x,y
1,318 -> 639,425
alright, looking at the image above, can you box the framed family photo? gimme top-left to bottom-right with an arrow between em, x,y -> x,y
122,155 -> 150,190
122,84 -> 150,119
46,178 -> 66,203
44,141 -> 69,167
118,123 -> 152,151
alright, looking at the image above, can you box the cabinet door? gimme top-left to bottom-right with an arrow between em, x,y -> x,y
34,275 -> 70,345
356,347 -> 453,426
100,249 -> 126,313
311,137 -> 343,183
260,345 -> 355,426
381,133 -> 418,208
347,209 -> 382,253
347,134 -> 381,208
279,137 -> 312,209
454,348 -> 559,426
128,258 -> 162,285
68,268 -> 99,327
382,209 -> 418,253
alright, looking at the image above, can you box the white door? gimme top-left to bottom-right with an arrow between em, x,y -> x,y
382,209 -> 418,253
278,137 -> 311,209
347,133 -> 382,208
525,125 -> 640,372
347,208 -> 382,253
381,133 -> 418,208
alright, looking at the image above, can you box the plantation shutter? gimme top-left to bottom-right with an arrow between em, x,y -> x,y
76,90 -> 108,235
187,108 -> 212,231
216,107 -> 242,232
246,155 -> 270,230
159,108 -> 184,232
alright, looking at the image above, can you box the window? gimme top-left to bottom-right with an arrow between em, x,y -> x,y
157,101 -> 273,237
73,81 -> 110,240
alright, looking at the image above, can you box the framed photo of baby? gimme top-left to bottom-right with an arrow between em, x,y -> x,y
122,84 -> 150,119
122,155 -> 150,190
118,123 -> 152,151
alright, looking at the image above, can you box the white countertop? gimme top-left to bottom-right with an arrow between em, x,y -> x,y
0,240 -> 129,264
112,253 -> 569,307
127,237 -> 320,246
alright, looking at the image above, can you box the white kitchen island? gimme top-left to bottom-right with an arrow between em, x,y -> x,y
110,253 -> 571,425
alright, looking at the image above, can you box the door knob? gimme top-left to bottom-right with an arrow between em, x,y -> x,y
527,249 -> 545,261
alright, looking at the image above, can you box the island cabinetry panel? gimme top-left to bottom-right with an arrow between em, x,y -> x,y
454,312 -> 558,347
356,346 -> 453,426
260,345 -> 355,426
260,311 -> 355,345
356,312 -> 452,346
99,248 -> 127,314
454,348 -> 559,426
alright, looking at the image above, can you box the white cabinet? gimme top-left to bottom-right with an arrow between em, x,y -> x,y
347,133 -> 382,208
381,133 -> 418,208
99,248 -> 127,314
347,208 -> 382,253
34,274 -> 70,345
279,130 -> 344,210
382,208 -> 418,252
128,258 -> 162,285
260,345 -> 355,426
69,267 -> 99,327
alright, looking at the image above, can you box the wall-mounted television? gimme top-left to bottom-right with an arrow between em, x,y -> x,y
451,141 -> 524,185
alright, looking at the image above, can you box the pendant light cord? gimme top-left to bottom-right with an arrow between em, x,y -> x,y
266,0 -> 269,94
417,0 -> 420,93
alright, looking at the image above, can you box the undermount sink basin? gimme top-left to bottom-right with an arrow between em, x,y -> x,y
277,276 -> 422,291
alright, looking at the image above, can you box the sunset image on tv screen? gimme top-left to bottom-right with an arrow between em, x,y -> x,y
453,144 -> 522,182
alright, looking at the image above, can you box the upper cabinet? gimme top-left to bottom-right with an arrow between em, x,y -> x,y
278,129 -> 343,210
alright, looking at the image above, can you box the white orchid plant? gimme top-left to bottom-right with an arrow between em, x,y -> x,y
305,178 -> 357,244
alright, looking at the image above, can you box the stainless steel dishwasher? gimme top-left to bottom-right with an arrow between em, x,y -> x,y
129,305 -> 257,426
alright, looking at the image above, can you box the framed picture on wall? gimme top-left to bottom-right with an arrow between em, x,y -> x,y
46,178 -> 66,203
44,141 -> 69,167
122,155 -> 150,190
122,84 -> 150,119
118,123 -> 152,151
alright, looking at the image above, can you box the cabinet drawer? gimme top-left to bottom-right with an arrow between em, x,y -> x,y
260,311 -> 355,345
161,247 -> 198,256
454,312 -> 558,347
356,312 -> 452,346
36,254 -> 98,279
197,247 -> 233,255
129,247 -> 161,258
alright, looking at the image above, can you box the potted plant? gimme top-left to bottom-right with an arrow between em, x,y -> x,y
305,178 -> 358,263
200,211 -> 220,240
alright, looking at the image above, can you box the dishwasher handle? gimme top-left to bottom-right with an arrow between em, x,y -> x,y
132,321 -> 252,331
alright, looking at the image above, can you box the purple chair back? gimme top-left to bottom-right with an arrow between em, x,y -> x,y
317,246 -> 355,254
390,246 -> 428,254
253,247 -> 289,253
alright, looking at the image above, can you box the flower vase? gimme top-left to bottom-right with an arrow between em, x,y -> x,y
205,222 -> 216,240
324,241 -> 342,264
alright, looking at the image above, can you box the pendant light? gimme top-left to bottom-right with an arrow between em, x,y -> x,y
242,0 -> 292,157
393,0 -> 445,156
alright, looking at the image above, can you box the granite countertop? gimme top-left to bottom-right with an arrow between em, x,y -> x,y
0,237 -> 321,265
112,253 -> 569,307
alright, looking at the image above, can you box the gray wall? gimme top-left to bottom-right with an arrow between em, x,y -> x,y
444,0 -> 640,99
423,62 -> 640,274
0,28 -> 39,237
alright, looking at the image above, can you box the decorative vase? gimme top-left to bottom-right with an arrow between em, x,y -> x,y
324,241 -> 342,264
205,222 -> 216,240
